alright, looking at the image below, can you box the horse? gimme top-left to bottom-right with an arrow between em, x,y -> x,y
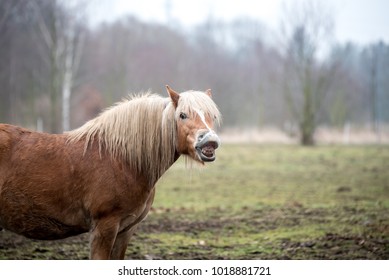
0,86 -> 221,259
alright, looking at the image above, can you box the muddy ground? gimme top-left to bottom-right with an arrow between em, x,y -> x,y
1,205 -> 387,260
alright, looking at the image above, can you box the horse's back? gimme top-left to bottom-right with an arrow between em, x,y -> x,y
0,124 -> 15,163
0,124 -> 24,185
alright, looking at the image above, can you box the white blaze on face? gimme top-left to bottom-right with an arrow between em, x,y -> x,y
193,108 -> 221,161
194,108 -> 212,131
194,108 -> 221,147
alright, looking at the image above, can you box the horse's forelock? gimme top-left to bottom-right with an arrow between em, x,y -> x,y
176,91 -> 222,126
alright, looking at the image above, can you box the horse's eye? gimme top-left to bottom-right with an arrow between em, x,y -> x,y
179,112 -> 188,120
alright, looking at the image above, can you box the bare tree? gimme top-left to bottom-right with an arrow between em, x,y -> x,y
361,42 -> 389,142
30,0 -> 85,132
280,0 -> 336,145
61,3 -> 85,132
363,43 -> 378,136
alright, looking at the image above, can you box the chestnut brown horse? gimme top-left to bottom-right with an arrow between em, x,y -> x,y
0,86 -> 221,259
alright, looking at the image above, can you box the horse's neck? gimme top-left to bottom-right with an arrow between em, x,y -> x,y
152,149 -> 180,186
142,137 -> 179,188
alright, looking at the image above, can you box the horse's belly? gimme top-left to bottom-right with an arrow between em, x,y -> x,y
0,186 -> 90,240
2,216 -> 88,240
0,209 -> 89,240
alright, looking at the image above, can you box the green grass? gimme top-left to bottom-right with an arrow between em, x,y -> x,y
135,144 -> 389,259
155,144 -> 389,209
1,144 -> 388,259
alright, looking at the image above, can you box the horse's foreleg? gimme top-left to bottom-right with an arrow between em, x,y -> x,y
109,189 -> 156,260
110,226 -> 138,259
89,218 -> 120,260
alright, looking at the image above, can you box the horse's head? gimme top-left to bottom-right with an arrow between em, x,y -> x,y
166,85 -> 221,163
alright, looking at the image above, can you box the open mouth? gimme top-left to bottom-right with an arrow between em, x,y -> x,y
196,141 -> 218,162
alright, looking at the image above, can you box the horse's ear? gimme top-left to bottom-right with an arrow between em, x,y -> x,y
166,85 -> 180,107
205,89 -> 212,98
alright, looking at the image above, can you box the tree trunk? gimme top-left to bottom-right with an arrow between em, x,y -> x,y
300,75 -> 315,146
50,51 -> 60,133
62,34 -> 73,132
300,125 -> 315,146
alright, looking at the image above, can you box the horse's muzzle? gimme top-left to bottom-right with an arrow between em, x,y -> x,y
195,130 -> 221,162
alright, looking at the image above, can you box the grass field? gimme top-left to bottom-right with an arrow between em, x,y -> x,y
1,144 -> 388,259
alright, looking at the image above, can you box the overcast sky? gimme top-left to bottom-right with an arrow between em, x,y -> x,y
90,0 -> 389,45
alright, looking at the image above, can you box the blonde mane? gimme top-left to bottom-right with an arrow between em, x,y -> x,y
67,90 -> 221,185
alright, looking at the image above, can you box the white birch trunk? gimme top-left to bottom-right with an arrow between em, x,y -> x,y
62,33 -> 73,132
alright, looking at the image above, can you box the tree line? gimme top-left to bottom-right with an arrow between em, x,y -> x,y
1,0 -> 388,144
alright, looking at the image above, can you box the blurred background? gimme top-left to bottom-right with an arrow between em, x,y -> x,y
1,0 -> 388,145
